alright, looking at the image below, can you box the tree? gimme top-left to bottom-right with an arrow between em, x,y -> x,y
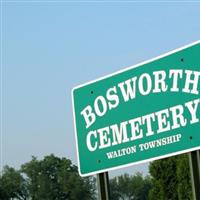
0,166 -> 28,200
110,173 -> 152,200
110,177 -> 121,200
176,155 -> 193,199
149,154 -> 192,200
132,175 -> 152,200
21,154 -> 96,200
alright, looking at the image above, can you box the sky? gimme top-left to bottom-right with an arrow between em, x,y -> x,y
1,1 -> 200,178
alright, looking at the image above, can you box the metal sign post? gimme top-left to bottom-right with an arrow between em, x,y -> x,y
189,150 -> 200,200
97,172 -> 110,200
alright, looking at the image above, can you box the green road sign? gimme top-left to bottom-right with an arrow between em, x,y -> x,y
72,41 -> 200,176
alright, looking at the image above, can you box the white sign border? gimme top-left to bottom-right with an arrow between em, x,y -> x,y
71,40 -> 200,177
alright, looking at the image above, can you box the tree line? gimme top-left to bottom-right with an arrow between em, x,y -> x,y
0,154 -> 192,199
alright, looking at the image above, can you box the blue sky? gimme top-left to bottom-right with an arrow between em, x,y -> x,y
1,1 -> 200,177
